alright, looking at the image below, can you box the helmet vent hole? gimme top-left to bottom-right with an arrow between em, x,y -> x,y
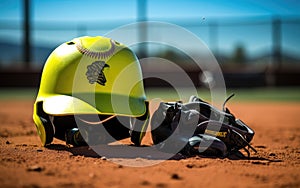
66,41 -> 75,45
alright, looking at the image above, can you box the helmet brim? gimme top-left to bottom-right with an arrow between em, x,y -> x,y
41,94 -> 147,117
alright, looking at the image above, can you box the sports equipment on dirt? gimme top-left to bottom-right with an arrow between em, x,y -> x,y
151,94 -> 256,157
33,36 -> 148,146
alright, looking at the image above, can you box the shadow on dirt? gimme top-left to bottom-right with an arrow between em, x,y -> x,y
45,144 -> 281,162
46,144 -> 180,160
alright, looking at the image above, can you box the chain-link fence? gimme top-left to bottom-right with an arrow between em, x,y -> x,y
0,16 -> 299,68
0,15 -> 299,87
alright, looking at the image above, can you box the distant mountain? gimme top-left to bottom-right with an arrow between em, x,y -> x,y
0,41 -> 299,69
248,52 -> 300,65
0,41 -> 55,66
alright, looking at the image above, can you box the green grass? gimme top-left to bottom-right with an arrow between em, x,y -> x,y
226,87 -> 300,102
0,87 -> 299,102
0,88 -> 38,100
145,87 -> 300,102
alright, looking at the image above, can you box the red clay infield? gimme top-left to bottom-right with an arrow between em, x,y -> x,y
0,100 -> 299,187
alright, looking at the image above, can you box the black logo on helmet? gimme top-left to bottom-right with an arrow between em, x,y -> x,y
86,61 -> 109,85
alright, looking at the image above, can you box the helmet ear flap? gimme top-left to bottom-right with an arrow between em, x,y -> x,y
34,102 -> 54,146
130,101 -> 149,146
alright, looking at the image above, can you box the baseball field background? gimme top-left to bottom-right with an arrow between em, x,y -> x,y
1,1 -> 300,187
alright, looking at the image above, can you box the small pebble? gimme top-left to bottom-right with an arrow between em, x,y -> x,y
88,173 -> 95,178
171,173 -> 181,180
140,180 -> 150,185
101,156 -> 107,160
186,164 -> 194,168
27,165 -> 44,172
5,141 -> 10,144
269,153 -> 276,156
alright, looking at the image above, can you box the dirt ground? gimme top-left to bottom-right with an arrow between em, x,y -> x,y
0,99 -> 299,188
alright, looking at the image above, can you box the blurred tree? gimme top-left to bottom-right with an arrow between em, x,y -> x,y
155,48 -> 199,71
231,44 -> 246,64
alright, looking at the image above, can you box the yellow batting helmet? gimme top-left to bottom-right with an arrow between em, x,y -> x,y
33,36 -> 148,146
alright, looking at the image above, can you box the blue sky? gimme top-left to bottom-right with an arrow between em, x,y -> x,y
0,0 -> 300,62
1,0 -> 300,21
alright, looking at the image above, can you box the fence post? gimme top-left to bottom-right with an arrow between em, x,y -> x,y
23,0 -> 31,68
272,18 -> 282,70
266,17 -> 282,86
209,21 -> 218,57
137,0 -> 148,58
